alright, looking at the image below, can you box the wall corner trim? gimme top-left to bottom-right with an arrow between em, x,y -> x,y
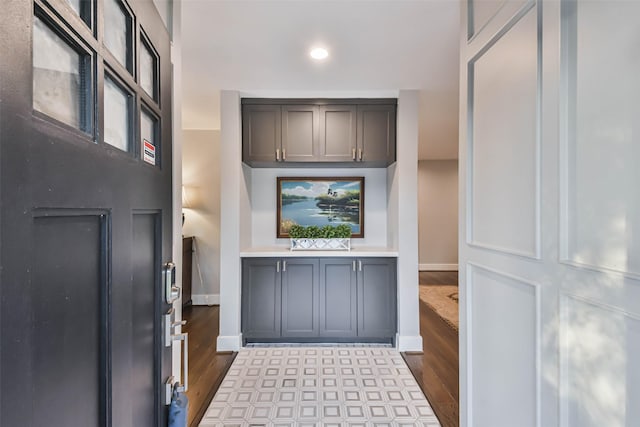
217,334 -> 242,352
396,334 -> 423,352
419,263 -> 459,271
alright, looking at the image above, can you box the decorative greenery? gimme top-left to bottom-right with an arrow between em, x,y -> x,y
288,224 -> 352,239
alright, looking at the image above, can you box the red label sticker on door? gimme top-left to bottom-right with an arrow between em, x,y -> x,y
143,139 -> 156,165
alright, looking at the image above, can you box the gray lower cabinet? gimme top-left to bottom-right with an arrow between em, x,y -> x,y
242,257 -> 396,342
281,259 -> 319,337
357,258 -> 397,338
241,258 -> 281,339
319,258 -> 357,337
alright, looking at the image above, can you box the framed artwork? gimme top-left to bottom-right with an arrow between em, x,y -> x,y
277,177 -> 365,238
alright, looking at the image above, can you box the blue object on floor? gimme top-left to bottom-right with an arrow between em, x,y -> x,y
168,384 -> 188,427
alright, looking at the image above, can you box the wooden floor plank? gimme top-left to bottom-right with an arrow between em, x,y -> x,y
182,305 -> 236,427
404,271 -> 459,427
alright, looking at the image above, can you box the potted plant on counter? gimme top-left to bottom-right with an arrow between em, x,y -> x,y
289,224 -> 352,251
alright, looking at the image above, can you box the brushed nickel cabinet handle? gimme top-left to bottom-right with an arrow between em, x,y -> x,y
282,149 -> 286,161
352,148 -> 356,161
358,260 -> 362,271
352,260 -> 356,271
276,148 -> 280,161
276,260 -> 280,272
283,260 -> 287,272
358,149 -> 363,161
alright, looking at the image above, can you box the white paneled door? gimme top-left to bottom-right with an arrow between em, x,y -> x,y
460,1 -> 640,426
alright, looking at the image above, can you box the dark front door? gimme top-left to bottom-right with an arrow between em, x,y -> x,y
1,1 -> 173,426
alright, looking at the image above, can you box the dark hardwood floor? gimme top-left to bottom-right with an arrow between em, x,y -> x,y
182,305 -> 236,427
404,271 -> 459,427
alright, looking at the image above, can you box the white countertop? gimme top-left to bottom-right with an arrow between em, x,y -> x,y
240,246 -> 398,258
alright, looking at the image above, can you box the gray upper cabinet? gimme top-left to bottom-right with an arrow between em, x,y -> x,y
357,258 -> 397,338
281,259 -> 319,338
319,258 -> 357,337
242,258 -> 281,339
242,104 -> 281,164
318,105 -> 358,162
242,99 -> 396,167
357,104 -> 396,167
281,105 -> 319,162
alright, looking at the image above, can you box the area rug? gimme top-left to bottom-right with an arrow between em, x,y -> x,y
419,285 -> 459,331
200,347 -> 441,426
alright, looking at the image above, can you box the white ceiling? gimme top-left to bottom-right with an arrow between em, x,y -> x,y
181,0 -> 460,160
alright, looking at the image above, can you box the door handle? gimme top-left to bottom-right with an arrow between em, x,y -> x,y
358,149 -> 363,161
164,262 -> 180,304
358,260 -> 362,271
282,260 -> 287,272
172,332 -> 189,392
352,260 -> 356,271
282,148 -> 286,161
352,148 -> 356,161
276,148 -> 280,161
276,260 -> 280,273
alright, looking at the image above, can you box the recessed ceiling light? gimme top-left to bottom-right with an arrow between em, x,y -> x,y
310,47 -> 329,60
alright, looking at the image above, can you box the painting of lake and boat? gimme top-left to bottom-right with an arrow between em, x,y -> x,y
277,177 -> 364,238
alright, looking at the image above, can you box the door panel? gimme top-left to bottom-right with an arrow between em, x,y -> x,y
33,213 -> 106,427
357,258 -> 396,338
131,213 -> 159,427
242,104 -> 282,163
0,1 -> 173,426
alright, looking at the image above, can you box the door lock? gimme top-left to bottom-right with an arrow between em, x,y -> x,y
164,262 -> 180,304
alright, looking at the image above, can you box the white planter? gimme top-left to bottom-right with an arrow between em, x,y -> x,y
290,238 -> 351,251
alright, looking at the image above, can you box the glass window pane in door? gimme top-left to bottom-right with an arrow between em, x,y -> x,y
140,42 -> 156,99
67,0 -> 91,26
33,17 -> 88,130
140,110 -> 158,165
104,0 -> 130,71
104,76 -> 131,151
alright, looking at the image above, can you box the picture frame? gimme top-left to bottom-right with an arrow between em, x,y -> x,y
277,177 -> 365,238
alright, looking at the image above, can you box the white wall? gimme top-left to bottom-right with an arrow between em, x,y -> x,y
182,129 -> 221,303
250,168 -> 388,248
418,159 -> 458,270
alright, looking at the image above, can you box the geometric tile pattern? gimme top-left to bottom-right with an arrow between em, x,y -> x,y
200,347 -> 441,427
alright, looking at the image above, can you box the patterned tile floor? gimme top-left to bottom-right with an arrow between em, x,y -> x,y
200,347 -> 441,427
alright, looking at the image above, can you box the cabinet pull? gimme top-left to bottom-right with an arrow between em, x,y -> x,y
283,260 -> 287,272
276,148 -> 280,161
358,148 -> 363,161
276,260 -> 280,272
352,260 -> 356,271
358,260 -> 362,271
282,149 -> 286,161
352,148 -> 356,161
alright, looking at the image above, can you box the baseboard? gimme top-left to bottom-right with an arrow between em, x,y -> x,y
396,334 -> 423,352
217,334 -> 242,352
191,294 -> 220,305
419,263 -> 458,271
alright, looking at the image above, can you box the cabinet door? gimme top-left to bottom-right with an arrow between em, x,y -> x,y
242,258 -> 281,338
319,259 -> 357,337
242,104 -> 282,165
318,105 -> 357,162
281,105 -> 318,162
281,258 -> 319,337
357,104 -> 397,166
357,258 -> 397,338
